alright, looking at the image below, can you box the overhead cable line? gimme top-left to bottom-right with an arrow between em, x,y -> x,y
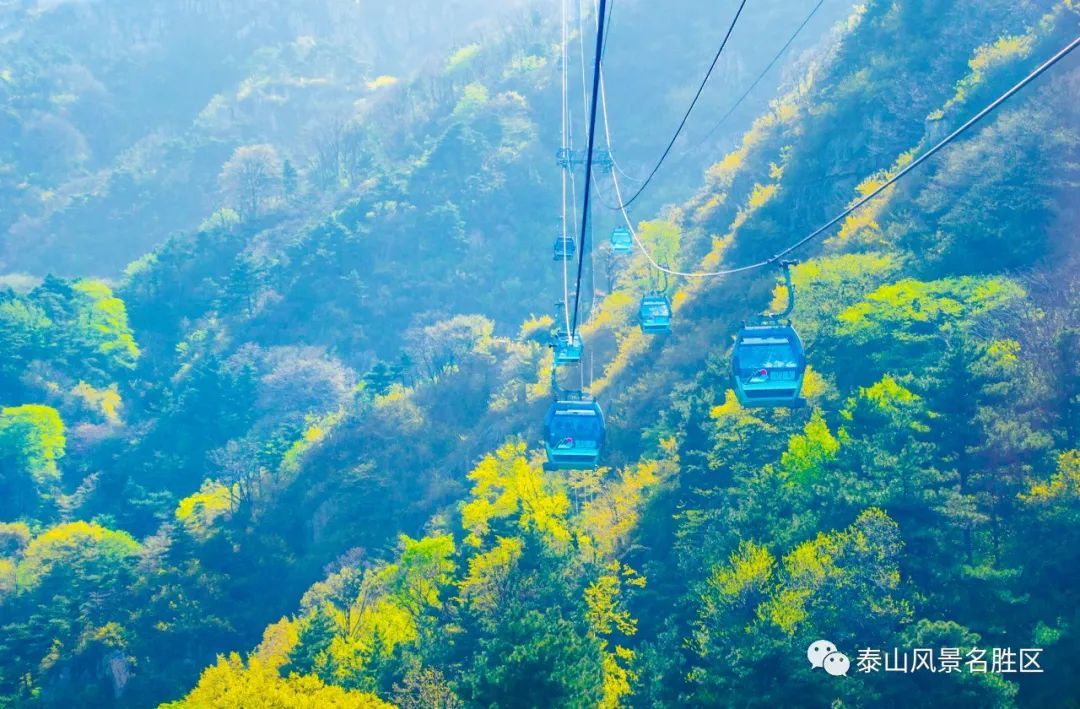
600,0 -> 615,63
618,0 -> 749,208
569,0 -> 609,336
577,0 -> 593,147
589,0 -> 644,193
569,0 -> 594,334
604,31 -> 1080,278
559,0 -> 574,339
598,0 -> 822,206
766,32 -> 1080,264
693,0 -> 824,149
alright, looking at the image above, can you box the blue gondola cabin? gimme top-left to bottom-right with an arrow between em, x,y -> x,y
730,323 -> 807,407
639,293 -> 672,334
543,396 -> 605,469
610,227 -> 633,254
553,331 -> 584,365
554,236 -> 576,261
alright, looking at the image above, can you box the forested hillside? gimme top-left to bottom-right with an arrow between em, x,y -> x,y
1,0 -> 1078,707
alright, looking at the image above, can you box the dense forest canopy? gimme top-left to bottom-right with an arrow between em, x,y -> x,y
0,0 -> 1078,706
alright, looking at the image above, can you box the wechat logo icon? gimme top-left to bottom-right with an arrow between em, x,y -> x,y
807,639 -> 850,676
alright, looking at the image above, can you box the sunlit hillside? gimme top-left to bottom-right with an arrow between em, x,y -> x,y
0,0 -> 1078,706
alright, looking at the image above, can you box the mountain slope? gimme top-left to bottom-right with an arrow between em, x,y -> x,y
165,0 -> 1079,706
0,0 -> 1078,706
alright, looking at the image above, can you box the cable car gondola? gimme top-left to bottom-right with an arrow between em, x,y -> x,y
639,293 -> 672,334
731,261 -> 807,408
610,226 -> 633,254
554,236 -> 576,261
731,323 -> 806,407
552,330 -> 584,365
543,393 -> 605,470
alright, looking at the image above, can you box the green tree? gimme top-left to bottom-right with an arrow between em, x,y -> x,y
0,298 -> 53,389
457,533 -> 606,707
0,522 -> 141,704
72,279 -> 141,371
0,404 -> 65,516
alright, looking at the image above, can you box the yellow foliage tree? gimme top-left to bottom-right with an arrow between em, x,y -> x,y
707,541 -> 776,604
585,562 -> 645,709
163,653 -> 391,708
460,440 -> 571,548
457,536 -> 523,614
779,410 -> 840,484
578,454 -> 674,558
1021,450 -> 1080,515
